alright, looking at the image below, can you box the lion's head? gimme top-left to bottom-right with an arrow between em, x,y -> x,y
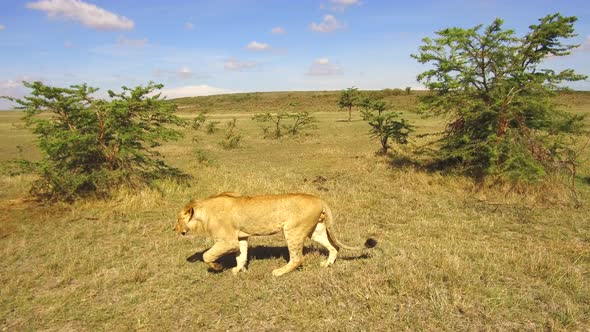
174,206 -> 194,236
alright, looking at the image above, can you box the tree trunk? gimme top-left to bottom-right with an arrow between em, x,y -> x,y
380,136 -> 389,155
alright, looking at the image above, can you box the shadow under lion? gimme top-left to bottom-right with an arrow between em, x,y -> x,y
186,245 -> 371,273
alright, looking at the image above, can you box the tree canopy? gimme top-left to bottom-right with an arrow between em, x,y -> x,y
412,13 -> 587,182
4,81 -> 187,201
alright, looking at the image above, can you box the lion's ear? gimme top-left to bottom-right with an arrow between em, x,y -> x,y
184,207 -> 194,219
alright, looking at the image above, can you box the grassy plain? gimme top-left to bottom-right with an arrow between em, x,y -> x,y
1,91 -> 589,330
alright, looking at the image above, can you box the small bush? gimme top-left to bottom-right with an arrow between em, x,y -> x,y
219,118 -> 243,149
252,112 -> 289,139
338,87 -> 359,121
285,112 -> 318,136
253,111 -> 317,139
382,88 -> 404,96
360,97 -> 413,155
206,121 -> 220,134
194,148 -> 215,166
191,111 -> 207,130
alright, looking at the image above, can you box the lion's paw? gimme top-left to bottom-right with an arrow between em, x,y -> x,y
207,262 -> 223,271
272,269 -> 285,277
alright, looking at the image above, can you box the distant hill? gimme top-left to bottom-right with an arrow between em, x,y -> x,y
169,90 -> 425,114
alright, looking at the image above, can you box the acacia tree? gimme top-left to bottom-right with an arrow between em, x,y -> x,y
338,87 -> 359,121
412,13 -> 587,182
285,111 -> 317,136
360,97 -> 413,155
4,81 -> 187,201
252,111 -> 317,138
252,112 -> 289,138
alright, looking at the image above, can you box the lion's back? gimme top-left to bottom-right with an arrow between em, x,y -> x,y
203,193 -> 325,234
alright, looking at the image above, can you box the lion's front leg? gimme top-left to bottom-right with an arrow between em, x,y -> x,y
232,239 -> 249,275
202,240 -> 239,271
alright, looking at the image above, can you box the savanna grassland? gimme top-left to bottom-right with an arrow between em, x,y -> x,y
1,91 -> 589,331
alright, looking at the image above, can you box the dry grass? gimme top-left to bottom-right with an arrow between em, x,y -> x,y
1,92 -> 589,331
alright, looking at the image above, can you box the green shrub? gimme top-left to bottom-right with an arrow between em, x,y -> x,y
191,111 -> 207,130
360,97 -> 413,155
252,112 -> 288,139
285,112 -> 318,136
337,87 -> 359,121
219,118 -> 243,149
382,88 -> 403,96
205,121 -> 220,134
253,111 -> 317,139
3,81 -> 187,201
194,148 -> 215,166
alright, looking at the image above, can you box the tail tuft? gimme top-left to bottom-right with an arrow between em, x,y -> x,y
364,238 -> 378,249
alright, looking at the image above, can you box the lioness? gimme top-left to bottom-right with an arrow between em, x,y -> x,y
174,192 -> 377,276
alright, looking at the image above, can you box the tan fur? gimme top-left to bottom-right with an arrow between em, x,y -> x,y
174,192 -> 374,276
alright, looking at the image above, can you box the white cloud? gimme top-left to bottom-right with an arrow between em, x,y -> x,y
224,58 -> 257,71
306,58 -> 343,76
579,36 -> 590,51
246,41 -> 271,51
159,85 -> 238,99
177,67 -> 192,79
0,76 -> 44,109
327,0 -> 361,11
271,26 -> 286,35
26,0 -> 134,30
117,36 -> 148,48
316,58 -> 330,65
544,35 -> 589,61
0,80 -> 22,90
0,24 -> 5,31
184,22 -> 194,30
330,0 -> 361,5
310,15 -> 344,33
153,67 -> 204,80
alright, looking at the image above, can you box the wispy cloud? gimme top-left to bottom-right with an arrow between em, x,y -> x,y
184,22 -> 194,30
177,66 -> 192,79
0,24 -> 5,31
153,67 -> 203,80
271,26 -> 286,35
117,36 -> 148,48
329,0 -> 361,11
578,35 -> 590,51
26,0 -> 134,30
544,35 -> 590,61
306,58 -> 342,76
224,58 -> 257,71
246,41 -> 271,51
64,40 -> 73,48
310,15 -> 344,33
160,85 -> 238,99
0,76 -> 45,109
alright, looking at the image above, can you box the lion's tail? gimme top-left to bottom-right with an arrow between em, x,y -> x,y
320,204 -> 377,251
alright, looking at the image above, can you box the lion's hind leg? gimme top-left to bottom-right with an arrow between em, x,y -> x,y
310,222 -> 338,267
272,228 -> 306,277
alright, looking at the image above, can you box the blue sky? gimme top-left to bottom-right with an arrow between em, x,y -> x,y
1,0 -> 589,108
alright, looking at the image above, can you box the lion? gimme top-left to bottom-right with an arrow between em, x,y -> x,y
174,192 -> 377,276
